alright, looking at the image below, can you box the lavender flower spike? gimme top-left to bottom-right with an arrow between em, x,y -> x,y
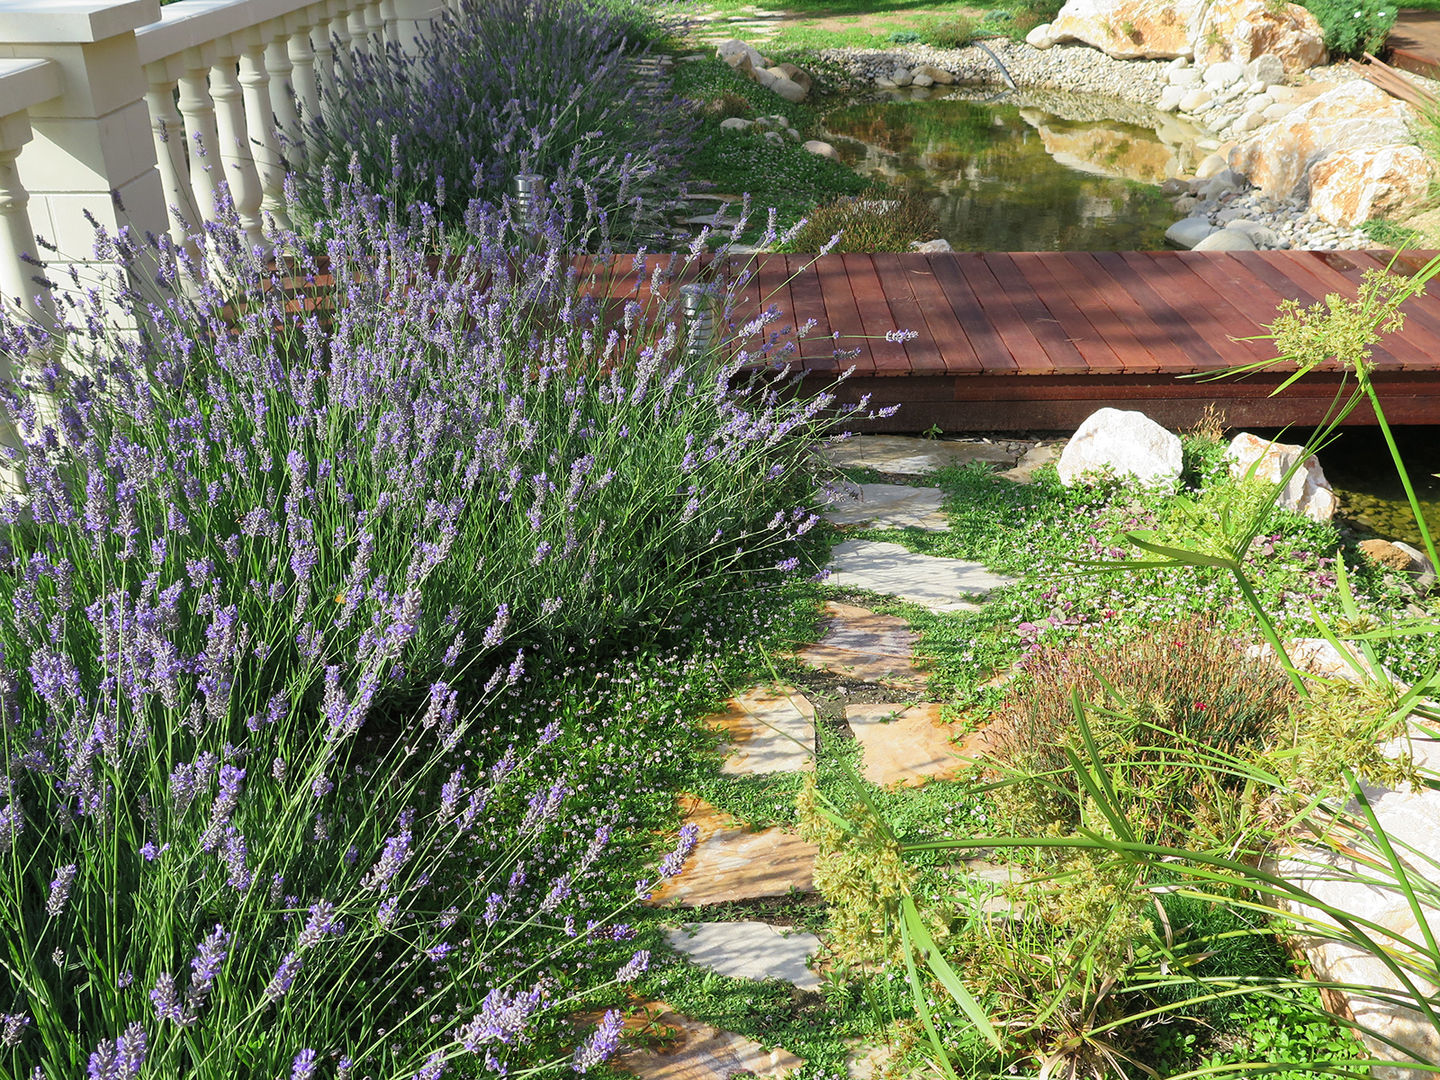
659,823 -> 699,878
572,1010 -> 623,1073
45,863 -> 77,917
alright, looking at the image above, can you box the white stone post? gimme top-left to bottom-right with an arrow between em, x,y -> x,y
143,57 -> 194,251
0,112 -> 47,329
176,45 -> 222,228
264,21 -> 302,172
208,38 -> 266,249
389,0 -> 439,56
286,9 -> 321,151
237,28 -> 290,233
0,1 -> 170,290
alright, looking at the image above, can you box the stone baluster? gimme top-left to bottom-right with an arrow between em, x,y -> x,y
347,4 -> 372,58
328,1 -> 356,82
143,60 -> 196,251
238,30 -> 291,234
364,1 -> 387,49
286,10 -> 322,155
379,0 -> 400,47
209,42 -> 267,249
263,22 -> 304,177
176,47 -> 223,231
390,0 -> 442,56
0,113 -> 49,329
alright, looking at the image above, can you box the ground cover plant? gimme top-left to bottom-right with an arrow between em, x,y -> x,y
803,257 -> 1440,1078
0,160 -> 868,1077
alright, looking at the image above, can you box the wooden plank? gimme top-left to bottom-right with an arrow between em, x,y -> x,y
929,255 -> 1020,373
752,253 -> 800,364
871,253 -> 949,374
886,254 -> 982,373
1088,251 -> 1229,372
1035,250 -> 1166,374
786,255 -> 840,373
973,254 -> 1084,373
1008,252 -> 1128,374
1126,251 -> 1275,367
842,253 -> 912,373
813,254 -> 874,375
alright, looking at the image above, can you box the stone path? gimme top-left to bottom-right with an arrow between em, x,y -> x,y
624,437 -> 1028,1080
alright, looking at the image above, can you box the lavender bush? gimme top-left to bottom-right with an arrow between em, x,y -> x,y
0,175 -> 852,1077
298,0 -> 694,242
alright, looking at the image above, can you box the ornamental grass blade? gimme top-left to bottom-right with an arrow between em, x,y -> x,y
901,894 -> 1002,1051
1122,534 -> 1239,572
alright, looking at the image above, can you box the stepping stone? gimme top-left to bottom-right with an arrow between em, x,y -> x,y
796,602 -> 925,688
821,435 -> 1017,477
819,482 -> 950,531
665,922 -> 823,990
610,1003 -> 802,1080
703,687 -> 815,774
827,540 -> 1015,613
845,703 -> 990,787
651,796 -> 817,907
995,443 -> 1060,484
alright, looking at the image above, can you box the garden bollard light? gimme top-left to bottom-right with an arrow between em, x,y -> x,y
680,283 -> 716,363
510,173 -> 545,234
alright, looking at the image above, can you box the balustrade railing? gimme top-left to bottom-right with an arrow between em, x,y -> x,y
0,0 -> 444,321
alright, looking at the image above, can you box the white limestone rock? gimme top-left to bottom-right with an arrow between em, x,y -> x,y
1226,432 -> 1337,521
1057,408 -> 1183,488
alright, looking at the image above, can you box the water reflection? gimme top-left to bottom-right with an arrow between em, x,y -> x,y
822,91 -> 1196,251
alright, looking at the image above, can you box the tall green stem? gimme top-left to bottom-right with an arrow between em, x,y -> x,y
1233,569 -> 1308,698
1366,380 -> 1440,574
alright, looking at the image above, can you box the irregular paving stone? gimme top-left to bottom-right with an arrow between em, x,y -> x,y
995,443 -> 1059,484
665,922 -> 823,990
703,687 -> 815,775
827,540 -> 1014,613
845,704 -> 989,787
796,602 -> 926,689
609,1002 -> 803,1080
820,435 -> 1017,476
651,796 -> 817,907
819,482 -> 950,531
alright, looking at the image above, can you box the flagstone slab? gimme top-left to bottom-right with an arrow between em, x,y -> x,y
819,483 -> 950,531
703,687 -> 815,775
821,435 -> 1018,476
827,540 -> 1014,613
996,444 -> 1060,484
796,602 -> 925,687
652,796 -> 817,907
845,704 -> 989,787
610,1003 -> 802,1080
665,922 -> 823,990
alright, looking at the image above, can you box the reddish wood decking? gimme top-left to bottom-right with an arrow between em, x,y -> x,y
1389,9 -> 1440,80
654,249 -> 1440,432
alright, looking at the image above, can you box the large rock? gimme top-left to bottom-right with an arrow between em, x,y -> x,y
1192,229 -> 1256,250
1229,81 -> 1414,200
1308,145 -> 1433,228
1050,0 -> 1207,58
1195,0 -> 1325,71
1165,216 -> 1216,248
716,38 -> 766,74
1226,432 -> 1337,521
755,67 -> 807,102
1056,408 -> 1183,488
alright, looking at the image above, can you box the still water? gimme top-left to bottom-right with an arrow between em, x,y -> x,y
821,89 -> 1199,251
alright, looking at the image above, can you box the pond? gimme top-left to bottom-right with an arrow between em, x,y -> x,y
1314,426 -> 1440,547
821,88 -> 1205,252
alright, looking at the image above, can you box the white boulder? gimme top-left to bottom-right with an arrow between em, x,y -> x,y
1057,408 -> 1183,488
1226,432 -> 1337,521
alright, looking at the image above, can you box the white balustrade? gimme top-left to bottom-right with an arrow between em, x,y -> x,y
0,0 -> 443,338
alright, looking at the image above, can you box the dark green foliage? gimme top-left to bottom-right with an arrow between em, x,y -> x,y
1302,0 -> 1396,56
782,192 -> 941,253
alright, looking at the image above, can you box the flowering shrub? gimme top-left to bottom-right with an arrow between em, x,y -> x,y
0,174 -> 850,1077
1301,0 -> 1395,57
299,0 -> 694,241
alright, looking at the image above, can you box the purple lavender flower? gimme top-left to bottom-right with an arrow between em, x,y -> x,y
572,1010 -> 623,1073
189,923 -> 230,995
263,951 -> 303,1003
0,802 -> 20,855
149,973 -> 185,1024
416,1051 -> 446,1080
616,949 -> 650,982
1,1012 -> 29,1047
298,900 -> 345,948
86,1022 -> 145,1080
364,819 -> 413,893
291,1049 -> 317,1080
45,863 -> 77,917
659,823 -> 699,878
458,985 -> 545,1049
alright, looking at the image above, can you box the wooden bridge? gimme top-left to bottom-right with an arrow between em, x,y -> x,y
698,249 -> 1440,433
